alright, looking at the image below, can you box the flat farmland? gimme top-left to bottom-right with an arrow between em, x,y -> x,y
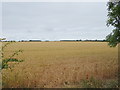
2,42 -> 118,88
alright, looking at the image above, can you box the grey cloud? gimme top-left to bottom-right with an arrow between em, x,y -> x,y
2,2 -> 113,41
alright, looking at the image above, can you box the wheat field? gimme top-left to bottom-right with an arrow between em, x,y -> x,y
2,42 -> 118,88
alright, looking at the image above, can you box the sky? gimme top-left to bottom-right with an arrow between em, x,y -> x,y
2,2 -> 114,41
0,2 -> 2,37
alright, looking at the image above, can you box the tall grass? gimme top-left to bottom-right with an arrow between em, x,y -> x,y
2,42 -> 118,88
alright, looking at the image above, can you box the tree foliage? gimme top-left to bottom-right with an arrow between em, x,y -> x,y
106,1 -> 120,47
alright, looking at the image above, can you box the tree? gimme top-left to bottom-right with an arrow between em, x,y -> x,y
106,1 -> 120,47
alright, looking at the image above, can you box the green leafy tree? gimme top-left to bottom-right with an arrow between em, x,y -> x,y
106,1 -> 120,47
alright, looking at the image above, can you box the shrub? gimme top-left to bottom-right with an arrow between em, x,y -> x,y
0,39 -> 24,69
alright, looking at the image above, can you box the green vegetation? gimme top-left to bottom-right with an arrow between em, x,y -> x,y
0,38 -> 24,69
106,1 -> 120,47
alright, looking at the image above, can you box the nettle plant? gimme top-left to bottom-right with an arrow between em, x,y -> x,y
0,38 -> 24,69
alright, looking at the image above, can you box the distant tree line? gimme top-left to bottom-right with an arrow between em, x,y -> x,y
60,39 -> 106,42
1,39 -> 107,42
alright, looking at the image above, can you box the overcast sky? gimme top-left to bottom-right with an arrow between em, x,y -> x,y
2,2 -> 113,41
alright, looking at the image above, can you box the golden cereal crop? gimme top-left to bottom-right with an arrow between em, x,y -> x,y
2,42 -> 118,88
